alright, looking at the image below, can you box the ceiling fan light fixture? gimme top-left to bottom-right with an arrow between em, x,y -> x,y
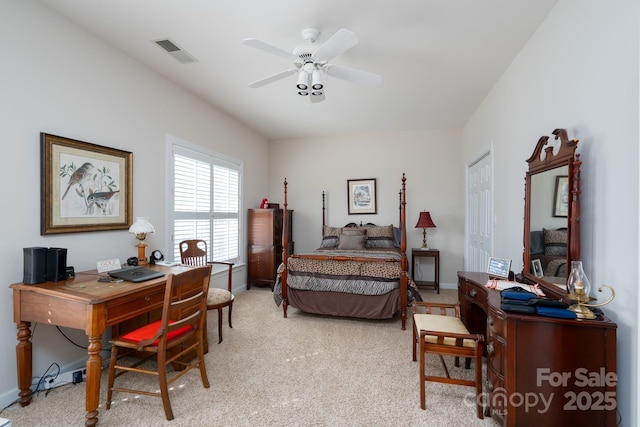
296,70 -> 309,90
311,69 -> 323,90
244,28 -> 381,103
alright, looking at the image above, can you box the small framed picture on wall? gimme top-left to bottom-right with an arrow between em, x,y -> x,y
347,178 -> 377,215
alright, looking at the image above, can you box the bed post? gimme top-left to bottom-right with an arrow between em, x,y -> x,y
282,177 -> 289,318
398,190 -> 402,226
322,191 -> 326,236
400,173 -> 408,330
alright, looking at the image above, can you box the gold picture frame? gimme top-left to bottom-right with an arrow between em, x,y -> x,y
41,133 -> 133,234
347,178 -> 377,215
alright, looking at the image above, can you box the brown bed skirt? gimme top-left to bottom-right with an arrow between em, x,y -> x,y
287,288 -> 401,319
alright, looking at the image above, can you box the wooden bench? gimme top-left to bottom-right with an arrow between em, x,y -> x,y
412,302 -> 485,419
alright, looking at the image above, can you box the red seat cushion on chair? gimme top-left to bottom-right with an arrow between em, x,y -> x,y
121,320 -> 193,345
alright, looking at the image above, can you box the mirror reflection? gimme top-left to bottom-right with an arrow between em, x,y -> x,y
522,128 -> 580,298
528,165 -> 568,284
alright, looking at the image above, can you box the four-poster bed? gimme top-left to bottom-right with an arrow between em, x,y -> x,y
274,174 -> 410,329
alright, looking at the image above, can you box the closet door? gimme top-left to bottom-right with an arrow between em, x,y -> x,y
466,152 -> 493,272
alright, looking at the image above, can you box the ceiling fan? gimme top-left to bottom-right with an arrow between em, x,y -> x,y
243,28 -> 382,103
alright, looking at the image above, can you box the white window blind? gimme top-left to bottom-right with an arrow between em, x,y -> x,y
170,143 -> 240,264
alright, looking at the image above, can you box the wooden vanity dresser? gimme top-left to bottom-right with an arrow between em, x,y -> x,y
458,271 -> 617,427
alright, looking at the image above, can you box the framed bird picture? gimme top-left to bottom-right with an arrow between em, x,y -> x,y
40,133 -> 133,234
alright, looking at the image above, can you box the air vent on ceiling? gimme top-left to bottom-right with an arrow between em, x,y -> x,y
154,38 -> 198,64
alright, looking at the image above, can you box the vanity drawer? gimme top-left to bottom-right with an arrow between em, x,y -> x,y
487,307 -> 506,337
487,367 -> 506,425
458,277 -> 488,307
487,333 -> 506,375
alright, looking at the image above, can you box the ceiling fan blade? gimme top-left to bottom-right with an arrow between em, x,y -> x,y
324,64 -> 382,87
314,29 -> 359,62
248,69 -> 297,88
243,38 -> 299,62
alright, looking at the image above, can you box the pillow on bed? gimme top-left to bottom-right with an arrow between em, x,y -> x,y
324,226 -> 341,236
365,224 -> 395,249
338,233 -> 366,250
530,230 -> 545,255
341,228 -> 366,236
320,237 -> 338,248
543,228 -> 567,256
321,226 -> 341,248
393,226 -> 401,248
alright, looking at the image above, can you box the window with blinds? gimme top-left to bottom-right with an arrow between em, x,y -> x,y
170,143 -> 241,264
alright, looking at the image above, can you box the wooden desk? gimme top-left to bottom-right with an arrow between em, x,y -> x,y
10,264 -> 193,427
458,272 -> 617,427
411,248 -> 439,293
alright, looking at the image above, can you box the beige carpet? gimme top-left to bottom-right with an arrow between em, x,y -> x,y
1,287 -> 500,427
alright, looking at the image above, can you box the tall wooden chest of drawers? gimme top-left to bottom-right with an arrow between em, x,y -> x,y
247,208 -> 293,289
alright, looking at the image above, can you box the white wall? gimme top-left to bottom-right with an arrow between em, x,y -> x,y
0,0 -> 269,409
268,129 -> 464,288
463,0 -> 638,425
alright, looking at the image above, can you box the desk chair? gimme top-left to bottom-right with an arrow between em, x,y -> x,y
412,301 -> 484,419
106,265 -> 212,421
179,239 -> 234,344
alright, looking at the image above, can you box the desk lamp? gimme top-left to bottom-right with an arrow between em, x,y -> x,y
415,211 -> 436,249
129,217 -> 155,265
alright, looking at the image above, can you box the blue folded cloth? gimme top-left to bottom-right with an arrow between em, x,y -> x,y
535,306 -> 577,319
501,287 -> 538,301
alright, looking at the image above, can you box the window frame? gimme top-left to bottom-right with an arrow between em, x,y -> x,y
166,135 -> 243,265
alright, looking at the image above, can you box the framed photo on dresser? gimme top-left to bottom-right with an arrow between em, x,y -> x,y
487,256 -> 511,279
532,259 -> 544,278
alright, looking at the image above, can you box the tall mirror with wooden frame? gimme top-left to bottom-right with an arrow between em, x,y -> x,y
523,128 -> 581,299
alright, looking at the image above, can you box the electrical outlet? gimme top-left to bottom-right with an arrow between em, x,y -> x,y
96,258 -> 121,273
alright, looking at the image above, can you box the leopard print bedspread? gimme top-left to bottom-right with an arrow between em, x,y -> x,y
273,249 -> 405,306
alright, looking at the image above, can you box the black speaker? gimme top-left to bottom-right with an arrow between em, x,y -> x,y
23,247 -> 47,284
46,247 -> 67,282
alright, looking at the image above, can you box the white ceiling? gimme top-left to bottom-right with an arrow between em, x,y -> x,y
37,0 -> 558,140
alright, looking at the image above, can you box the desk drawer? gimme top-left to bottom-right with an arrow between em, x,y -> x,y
106,289 -> 165,325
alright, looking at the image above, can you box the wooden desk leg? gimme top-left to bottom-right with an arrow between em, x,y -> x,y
16,321 -> 33,407
84,334 -> 102,427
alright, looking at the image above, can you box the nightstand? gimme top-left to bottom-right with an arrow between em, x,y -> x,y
411,248 -> 439,293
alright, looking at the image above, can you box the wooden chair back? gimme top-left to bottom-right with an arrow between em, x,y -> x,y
158,266 -> 211,351
180,239 -> 209,266
178,238 -> 235,344
106,265 -> 212,420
